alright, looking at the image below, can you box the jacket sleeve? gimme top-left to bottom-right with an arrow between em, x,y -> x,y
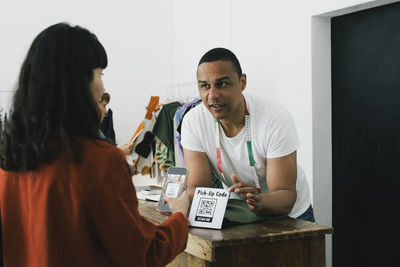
90,148 -> 188,267
0,206 -> 3,267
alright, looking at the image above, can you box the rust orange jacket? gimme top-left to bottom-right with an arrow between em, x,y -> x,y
0,138 -> 188,267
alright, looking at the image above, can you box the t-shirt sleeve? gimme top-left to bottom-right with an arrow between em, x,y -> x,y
91,148 -> 188,267
180,110 -> 205,152
265,110 -> 300,158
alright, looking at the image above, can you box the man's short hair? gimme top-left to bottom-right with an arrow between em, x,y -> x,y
198,47 -> 242,78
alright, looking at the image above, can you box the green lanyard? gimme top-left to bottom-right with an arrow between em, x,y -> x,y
215,96 -> 261,193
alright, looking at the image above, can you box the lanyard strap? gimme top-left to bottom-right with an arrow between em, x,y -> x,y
215,97 -> 261,193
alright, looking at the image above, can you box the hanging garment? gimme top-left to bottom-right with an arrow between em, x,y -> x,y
176,98 -> 201,135
174,98 -> 202,166
135,131 -> 155,157
127,96 -> 159,176
0,114 -> 3,137
173,112 -> 184,167
155,140 -> 174,173
152,101 -> 183,170
99,108 -> 116,145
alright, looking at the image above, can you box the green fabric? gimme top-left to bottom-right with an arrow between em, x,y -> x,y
152,101 -> 183,150
155,141 -> 174,172
224,199 -> 271,224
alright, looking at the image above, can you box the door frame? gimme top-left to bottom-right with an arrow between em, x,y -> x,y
311,1 -> 399,266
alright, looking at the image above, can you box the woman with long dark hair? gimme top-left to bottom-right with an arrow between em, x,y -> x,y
0,23 -> 189,267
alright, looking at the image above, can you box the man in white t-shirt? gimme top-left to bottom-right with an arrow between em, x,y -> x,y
181,48 -> 314,223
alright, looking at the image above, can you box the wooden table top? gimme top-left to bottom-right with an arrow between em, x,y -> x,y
139,199 -> 333,245
139,200 -> 333,262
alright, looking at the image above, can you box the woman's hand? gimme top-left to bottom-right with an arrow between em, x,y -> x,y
119,142 -> 135,155
162,190 -> 191,218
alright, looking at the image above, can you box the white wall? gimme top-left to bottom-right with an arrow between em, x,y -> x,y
170,0 -> 379,201
0,0 -> 379,183
169,0 -> 379,197
171,0 -> 313,199
170,1 -> 390,266
1,0 -> 393,265
0,0 -> 174,145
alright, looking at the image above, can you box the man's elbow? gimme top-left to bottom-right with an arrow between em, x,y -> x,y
283,190 -> 297,215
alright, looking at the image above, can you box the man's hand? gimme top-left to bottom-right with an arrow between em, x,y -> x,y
229,152 -> 298,215
228,173 -> 262,212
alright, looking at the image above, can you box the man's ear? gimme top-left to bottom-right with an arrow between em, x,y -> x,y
240,73 -> 247,92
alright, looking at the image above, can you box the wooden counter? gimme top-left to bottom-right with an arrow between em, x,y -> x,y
139,200 -> 333,267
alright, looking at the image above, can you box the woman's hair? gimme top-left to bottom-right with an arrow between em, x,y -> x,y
0,22 -> 108,171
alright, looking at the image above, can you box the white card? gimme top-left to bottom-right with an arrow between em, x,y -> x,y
188,187 -> 229,229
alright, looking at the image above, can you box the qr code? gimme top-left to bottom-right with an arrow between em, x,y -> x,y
197,198 -> 217,217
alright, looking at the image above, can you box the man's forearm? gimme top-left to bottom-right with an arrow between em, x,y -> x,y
186,185 -> 197,201
255,190 -> 297,216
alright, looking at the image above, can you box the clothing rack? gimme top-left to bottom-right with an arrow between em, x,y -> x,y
128,93 -> 201,182
161,82 -> 198,104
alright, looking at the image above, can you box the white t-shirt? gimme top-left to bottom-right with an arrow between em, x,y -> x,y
181,94 -> 310,218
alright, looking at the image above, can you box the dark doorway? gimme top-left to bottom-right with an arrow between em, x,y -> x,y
331,2 -> 400,266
